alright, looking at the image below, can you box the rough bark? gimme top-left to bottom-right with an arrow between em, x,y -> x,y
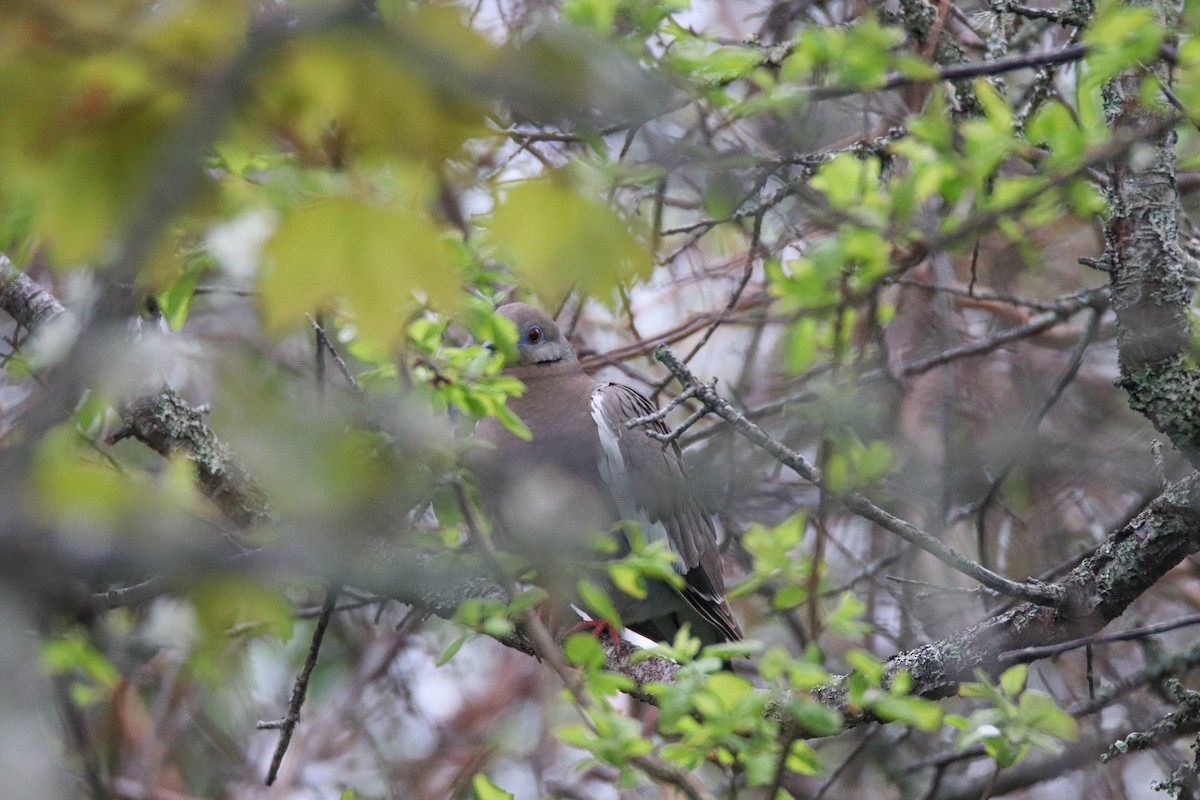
1105,58 -> 1200,465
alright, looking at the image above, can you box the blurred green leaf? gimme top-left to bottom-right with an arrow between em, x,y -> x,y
576,578 -> 623,628
1082,1 -> 1166,86
485,177 -> 651,303
41,634 -> 121,690
436,635 -> 468,666
262,196 -> 460,341
471,773 -> 514,800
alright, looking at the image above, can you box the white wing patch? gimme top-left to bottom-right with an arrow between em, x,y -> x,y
590,389 -> 672,550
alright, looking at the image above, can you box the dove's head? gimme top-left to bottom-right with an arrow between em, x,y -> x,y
496,302 -> 576,368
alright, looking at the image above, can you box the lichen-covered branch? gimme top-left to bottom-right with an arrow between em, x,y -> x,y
106,390 -> 274,530
1104,49 -> 1200,465
880,474 -> 1200,695
654,345 -> 1200,714
0,253 -> 68,331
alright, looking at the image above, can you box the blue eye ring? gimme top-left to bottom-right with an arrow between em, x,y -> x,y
526,326 -> 543,344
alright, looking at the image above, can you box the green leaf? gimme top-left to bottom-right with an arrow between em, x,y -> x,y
855,440 -> 894,483
563,632 -> 606,670
262,196 -> 460,342
485,177 -> 651,302
999,664 -> 1028,697
787,660 -> 831,690
826,591 -> 873,636
1018,691 -> 1079,740
436,635 -> 467,666
705,672 -> 754,711
507,586 -> 549,615
825,452 -> 850,492
783,698 -> 844,736
576,578 -> 622,628
0,55 -> 182,264
491,401 -> 532,441
869,693 -> 943,731
153,261 -> 206,331
986,738 -> 1030,768
743,750 -> 778,787
191,576 -> 296,644
554,722 -> 595,749
785,739 -> 824,776
258,26 -> 489,163
1081,1 -> 1166,85
41,635 -> 121,689
845,648 -> 884,685
771,583 -> 807,610
609,563 -> 647,599
785,317 -> 819,373
471,773 -> 514,800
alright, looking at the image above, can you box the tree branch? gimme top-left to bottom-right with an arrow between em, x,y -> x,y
106,389 -> 274,531
13,382 -> 1200,738
653,344 -> 1062,604
1104,53 -> 1200,467
0,253 -> 68,331
8,262 -> 1200,746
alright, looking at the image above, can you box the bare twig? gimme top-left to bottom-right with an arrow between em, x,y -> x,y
885,575 -> 999,599
653,344 -> 1062,605
259,585 -> 340,785
677,211 -> 764,367
307,314 -> 362,393
974,305 -> 1103,563
1002,612 -> 1200,662
644,402 -> 710,445
625,384 -> 698,428
896,295 -> 1101,378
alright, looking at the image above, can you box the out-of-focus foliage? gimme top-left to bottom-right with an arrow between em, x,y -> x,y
1,0 -> 1198,798
948,666 -> 1080,768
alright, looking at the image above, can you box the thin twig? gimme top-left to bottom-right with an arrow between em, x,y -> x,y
974,305 -> 1103,563
802,43 -> 1092,100
813,727 -> 880,800
679,211 -> 764,367
885,575 -> 999,599
307,314 -> 362,393
645,402 -> 709,445
626,384 -> 698,428
1001,613 -> 1200,662
654,345 -> 1061,605
52,673 -> 111,800
260,585 -> 340,785
896,301 -> 1091,378
91,577 -> 172,612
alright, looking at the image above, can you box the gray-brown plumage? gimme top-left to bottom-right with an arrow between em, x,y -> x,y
471,302 -> 741,646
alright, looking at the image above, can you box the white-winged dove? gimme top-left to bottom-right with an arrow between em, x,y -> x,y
472,302 -> 742,646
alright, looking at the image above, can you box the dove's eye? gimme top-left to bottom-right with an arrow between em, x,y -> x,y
527,326 -> 543,344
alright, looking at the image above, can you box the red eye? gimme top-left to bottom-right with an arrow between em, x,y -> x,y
527,326 -> 543,344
